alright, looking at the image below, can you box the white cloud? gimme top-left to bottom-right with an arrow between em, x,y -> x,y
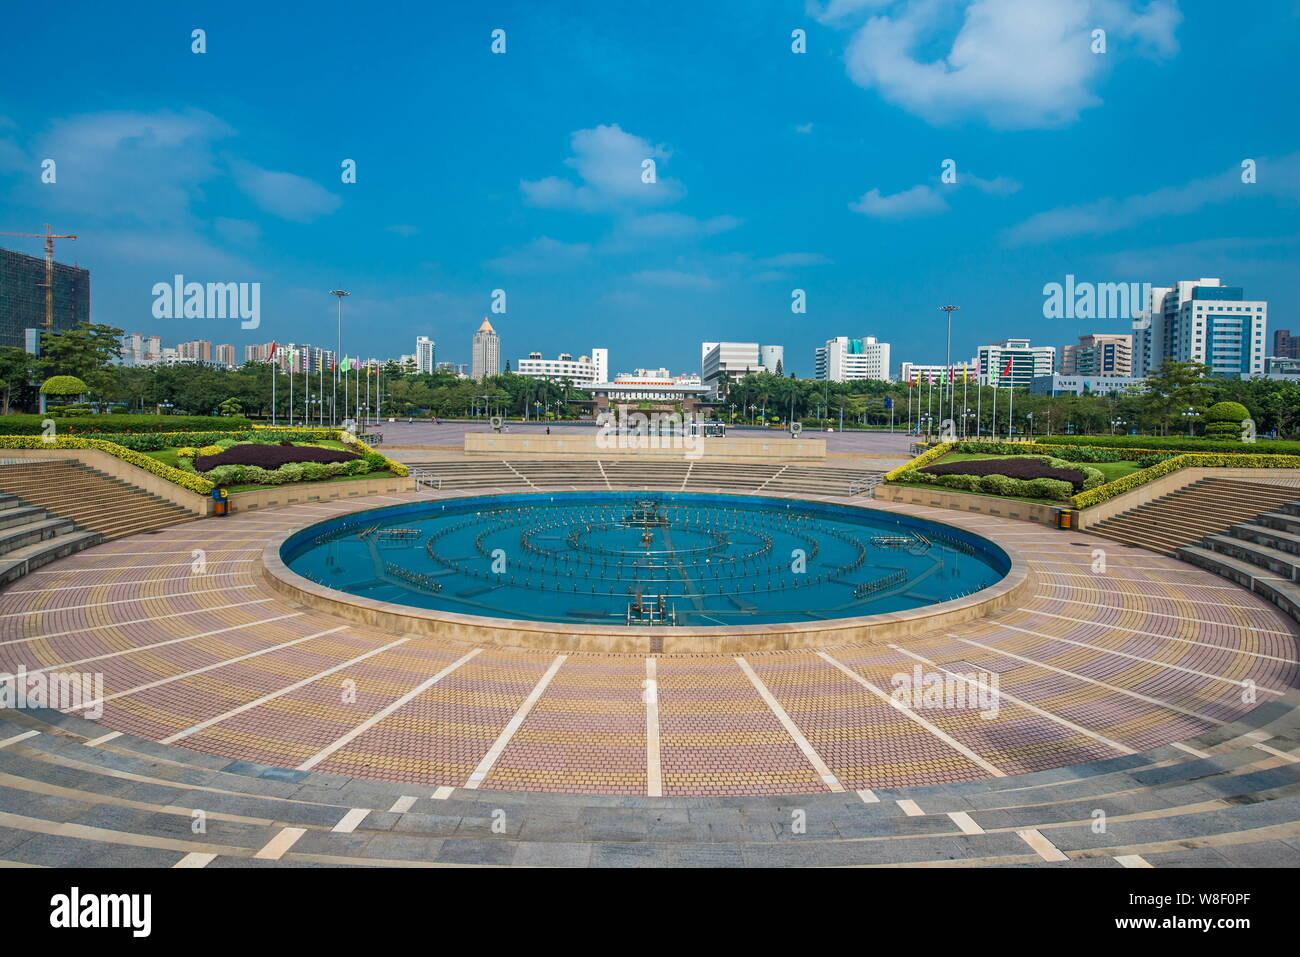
521,124 -> 684,212
228,159 -> 342,223
795,122 -> 815,134
488,236 -> 593,273
615,212 -> 741,240
833,0 -> 1182,129
850,184 -> 949,218
630,269 -> 719,289
1005,153 -> 1300,245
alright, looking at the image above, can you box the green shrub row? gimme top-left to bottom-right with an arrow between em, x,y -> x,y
0,414 -> 251,435
189,458 -> 379,488
1070,453 -> 1300,509
952,441 -> 1135,463
897,468 -> 1075,502
1041,434 -> 1300,455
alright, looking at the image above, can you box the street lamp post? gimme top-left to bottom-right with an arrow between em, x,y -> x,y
940,305 -> 960,433
329,290 -> 349,427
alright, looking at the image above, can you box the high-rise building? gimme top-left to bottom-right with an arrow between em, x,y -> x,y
1060,333 -> 1132,376
976,339 -> 1056,388
814,336 -> 890,382
177,339 -> 213,362
899,360 -> 977,386
1272,329 -> 1300,360
1132,278 -> 1268,378
0,247 -> 90,350
471,318 -> 500,379
415,336 -> 436,374
215,344 -> 236,368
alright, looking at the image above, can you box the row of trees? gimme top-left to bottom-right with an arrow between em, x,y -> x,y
5,323 -> 1299,437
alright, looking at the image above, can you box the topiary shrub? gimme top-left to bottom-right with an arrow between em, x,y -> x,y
1025,478 -> 1074,501
39,375 -> 89,397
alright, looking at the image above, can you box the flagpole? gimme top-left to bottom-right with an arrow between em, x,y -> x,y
975,359 -> 982,439
289,348 -> 294,428
962,365 -> 968,438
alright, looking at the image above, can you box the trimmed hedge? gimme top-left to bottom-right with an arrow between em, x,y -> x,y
0,414 -> 252,435
952,440 -> 1136,463
1040,434 -> 1300,455
883,442 -> 953,482
0,436 -> 213,494
1070,453 -> 1300,509
897,467 -> 1075,502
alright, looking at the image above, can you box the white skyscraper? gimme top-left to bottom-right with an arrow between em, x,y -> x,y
471,318 -> 500,380
415,336 -> 436,374
814,336 -> 890,382
976,339 -> 1056,388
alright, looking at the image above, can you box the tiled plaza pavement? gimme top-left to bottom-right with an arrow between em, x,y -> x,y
0,486 -> 1296,867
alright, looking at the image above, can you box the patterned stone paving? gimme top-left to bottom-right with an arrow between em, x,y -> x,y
0,487 -> 1295,798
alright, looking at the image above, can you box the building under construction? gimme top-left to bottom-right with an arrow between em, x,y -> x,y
0,247 -> 90,350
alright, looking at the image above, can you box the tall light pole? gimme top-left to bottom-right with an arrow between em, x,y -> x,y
330,290 -> 349,427
940,305 -> 960,434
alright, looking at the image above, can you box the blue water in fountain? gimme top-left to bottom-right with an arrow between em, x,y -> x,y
281,492 -> 1010,627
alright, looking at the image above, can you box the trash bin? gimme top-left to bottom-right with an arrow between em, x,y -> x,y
211,487 -> 230,517
1055,508 -> 1073,530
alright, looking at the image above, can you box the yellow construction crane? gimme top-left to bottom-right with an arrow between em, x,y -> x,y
0,224 -> 78,329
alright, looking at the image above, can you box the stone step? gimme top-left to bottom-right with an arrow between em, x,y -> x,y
0,530 -> 103,586
1204,535 -> 1300,580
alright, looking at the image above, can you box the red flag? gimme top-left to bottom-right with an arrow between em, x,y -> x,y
268,341 -> 278,358
1001,356 -> 1013,377
908,376 -> 914,389
948,366 -> 955,382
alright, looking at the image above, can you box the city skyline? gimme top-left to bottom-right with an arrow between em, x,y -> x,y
1,2 -> 1296,375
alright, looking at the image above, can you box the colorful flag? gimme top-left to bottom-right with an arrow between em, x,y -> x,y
267,341 -> 278,359
1002,356 -> 1013,377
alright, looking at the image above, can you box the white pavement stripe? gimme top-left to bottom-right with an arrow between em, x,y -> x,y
1034,587 -> 1296,623
645,657 -> 663,797
388,796 -> 417,814
0,598 -> 282,647
857,789 -> 880,804
332,808 -> 370,833
1115,854 -> 1153,868
84,731 -> 123,747
890,645 -> 1135,756
1172,741 -> 1212,759
1000,620 -> 1283,695
297,649 -> 482,771
431,786 -> 455,800
27,559 -> 256,575
0,613 -> 305,680
948,811 -> 984,834
173,852 -> 217,868
816,651 -> 1005,778
0,731 -> 38,748
69,627 -> 351,713
1017,828 -> 1068,862
161,636 -> 409,743
1038,571 -> 1238,589
1253,743 -> 1300,763
955,635 -> 1227,726
0,584 -> 258,618
254,827 -> 306,860
464,656 -> 567,789
896,799 -> 924,816
1018,608 -> 1298,661
4,572 -> 251,594
736,656 -> 845,792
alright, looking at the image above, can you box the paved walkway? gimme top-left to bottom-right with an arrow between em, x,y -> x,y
0,489 -> 1294,798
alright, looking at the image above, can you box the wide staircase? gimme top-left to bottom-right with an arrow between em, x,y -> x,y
404,459 -> 885,497
1086,478 -> 1300,555
0,460 -> 198,546
1178,500 -> 1300,626
0,696 -> 1295,867
0,492 -> 102,586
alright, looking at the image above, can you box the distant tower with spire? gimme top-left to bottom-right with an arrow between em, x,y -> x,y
471,317 -> 500,379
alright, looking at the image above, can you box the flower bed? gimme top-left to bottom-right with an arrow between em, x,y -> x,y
194,443 -> 359,471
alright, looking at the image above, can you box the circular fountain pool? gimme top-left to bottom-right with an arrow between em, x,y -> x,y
278,492 -> 1011,629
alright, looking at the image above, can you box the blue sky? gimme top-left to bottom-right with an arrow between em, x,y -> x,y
1,0 -> 1297,375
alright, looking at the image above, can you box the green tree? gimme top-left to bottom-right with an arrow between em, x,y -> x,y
38,322 -> 124,380
0,347 -> 38,415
